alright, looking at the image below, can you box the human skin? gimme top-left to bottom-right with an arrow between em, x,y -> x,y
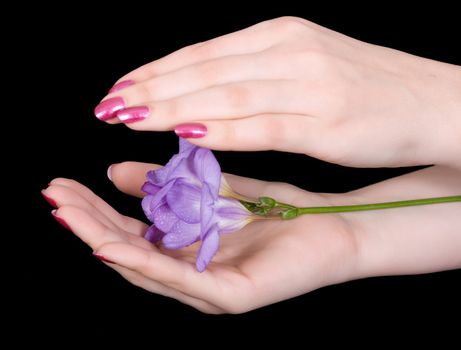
43,164 -> 461,314
95,17 -> 461,168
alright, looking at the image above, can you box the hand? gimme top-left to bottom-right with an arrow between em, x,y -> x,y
95,17 -> 461,168
44,162 -> 359,314
43,163 -> 461,313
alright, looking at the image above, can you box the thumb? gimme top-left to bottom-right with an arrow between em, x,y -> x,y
108,161 -> 161,198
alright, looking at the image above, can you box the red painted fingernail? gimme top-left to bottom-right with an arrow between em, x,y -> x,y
116,106 -> 149,123
94,97 -> 125,121
109,79 -> 135,93
93,252 -> 115,264
41,190 -> 57,208
174,123 -> 207,138
51,210 -> 71,231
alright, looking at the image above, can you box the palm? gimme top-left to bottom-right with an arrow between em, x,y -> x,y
48,162 -> 356,314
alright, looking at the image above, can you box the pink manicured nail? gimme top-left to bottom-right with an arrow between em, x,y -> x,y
94,97 -> 125,121
51,210 -> 71,231
174,123 -> 207,138
41,190 -> 57,208
116,106 -> 149,123
108,80 -> 135,93
93,252 -> 115,264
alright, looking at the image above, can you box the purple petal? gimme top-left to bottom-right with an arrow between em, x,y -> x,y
179,138 -> 196,153
196,225 -> 220,272
147,140 -> 198,186
162,220 -> 200,249
200,183 -> 215,239
141,182 -> 161,195
166,180 -> 201,224
215,197 -> 249,217
212,197 -> 250,234
153,204 -> 179,233
141,195 -> 157,222
193,148 -> 221,198
144,225 -> 165,243
141,179 -> 176,221
167,157 -> 199,186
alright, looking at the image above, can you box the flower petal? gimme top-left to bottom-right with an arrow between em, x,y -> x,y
179,138 -> 196,153
196,225 -> 220,272
208,196 -> 250,233
141,182 -> 161,195
166,180 -> 201,223
147,140 -> 198,186
141,195 -> 157,222
142,179 -> 176,220
144,225 -> 165,243
162,220 -> 200,249
193,148 -> 221,199
153,203 -> 179,233
200,183 -> 215,239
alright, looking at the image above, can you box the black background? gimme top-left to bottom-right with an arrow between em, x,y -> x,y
20,2 -> 460,335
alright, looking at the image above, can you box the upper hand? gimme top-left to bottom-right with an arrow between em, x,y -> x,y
94,17 -> 461,167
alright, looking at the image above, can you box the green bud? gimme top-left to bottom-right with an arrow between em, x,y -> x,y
258,197 -> 276,209
281,208 -> 299,220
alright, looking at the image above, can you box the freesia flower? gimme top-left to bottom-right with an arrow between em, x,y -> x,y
142,139 -> 253,272
142,139 -> 461,272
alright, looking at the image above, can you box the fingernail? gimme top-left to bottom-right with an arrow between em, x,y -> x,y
41,190 -> 57,208
93,252 -> 115,264
94,97 -> 125,121
51,210 -> 71,231
107,165 -> 113,181
174,123 -> 207,138
116,106 -> 149,123
109,79 -> 135,93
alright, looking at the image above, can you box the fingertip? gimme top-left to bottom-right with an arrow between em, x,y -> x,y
107,164 -> 116,182
109,161 -> 161,198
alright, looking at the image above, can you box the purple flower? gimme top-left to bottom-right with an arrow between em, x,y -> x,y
141,139 -> 252,272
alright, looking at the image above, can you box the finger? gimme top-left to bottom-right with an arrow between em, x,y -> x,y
106,53 -> 283,113
54,206 -> 126,249
182,114 -> 316,154
49,178 -> 147,235
97,248 -> 223,314
109,161 -> 161,198
43,184 -> 119,231
110,161 -> 275,201
96,242 -> 218,299
118,80 -> 309,130
114,19 -> 281,84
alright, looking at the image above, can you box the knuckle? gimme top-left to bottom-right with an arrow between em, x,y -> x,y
164,99 -> 180,121
196,60 -> 224,82
271,16 -> 308,34
188,40 -> 216,58
134,82 -> 153,101
261,117 -> 289,149
224,85 -> 252,110
221,123 -> 237,149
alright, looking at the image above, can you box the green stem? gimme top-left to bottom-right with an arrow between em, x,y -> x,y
274,202 -> 297,210
296,195 -> 461,215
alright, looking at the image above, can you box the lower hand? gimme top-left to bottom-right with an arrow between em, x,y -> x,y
44,162 -> 359,313
43,163 -> 461,313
